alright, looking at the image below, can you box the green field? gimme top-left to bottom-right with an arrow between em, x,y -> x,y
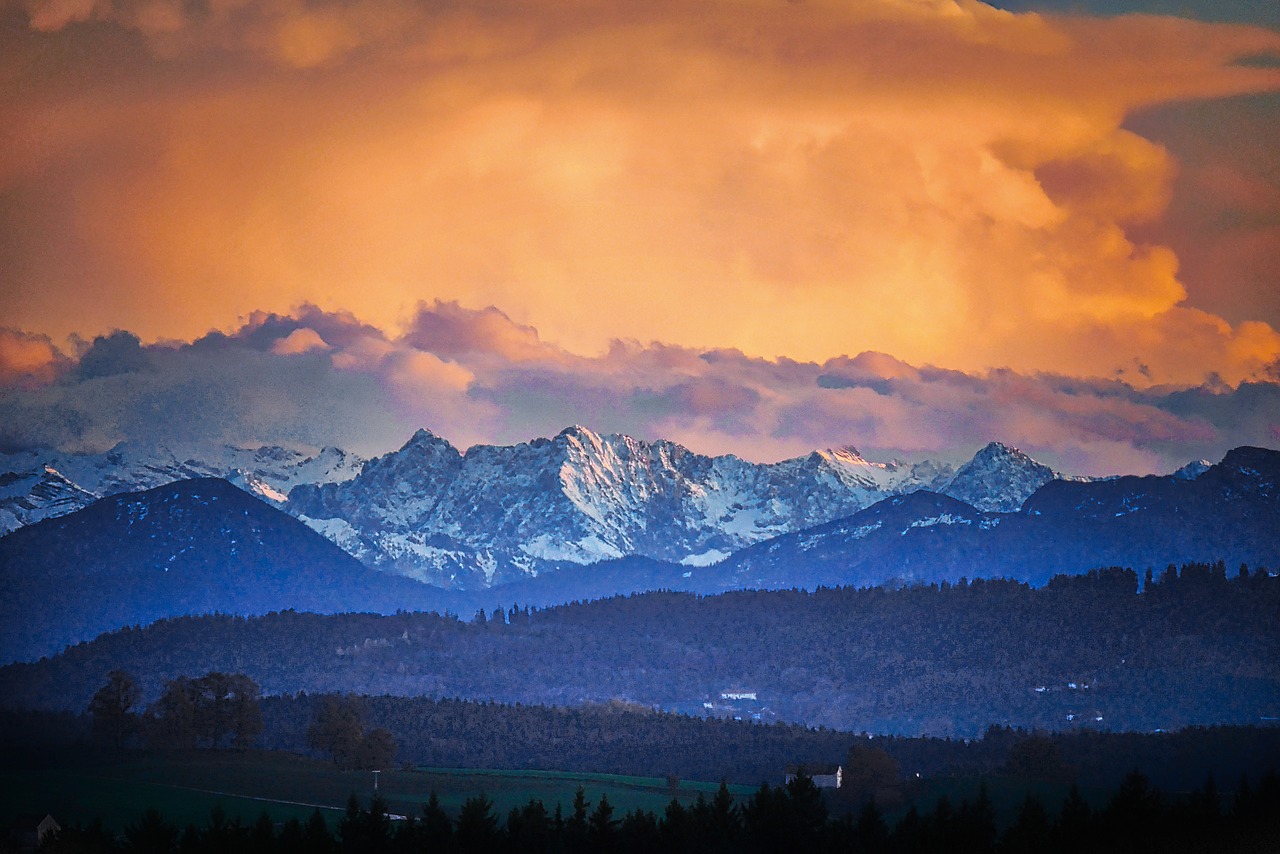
0,751 -> 755,833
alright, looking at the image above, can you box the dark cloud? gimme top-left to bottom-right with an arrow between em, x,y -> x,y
987,0 -> 1279,27
76,330 -> 150,379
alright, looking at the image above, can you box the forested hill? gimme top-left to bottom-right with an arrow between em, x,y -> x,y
2,564 -> 1276,737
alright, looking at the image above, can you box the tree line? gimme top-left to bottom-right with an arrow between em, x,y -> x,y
74,669 -> 1280,796
89,670 -> 262,751
34,768 -> 1280,854
7,562 -> 1275,736
87,673 -> 396,771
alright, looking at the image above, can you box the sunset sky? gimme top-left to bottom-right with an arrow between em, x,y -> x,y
2,0 -> 1278,475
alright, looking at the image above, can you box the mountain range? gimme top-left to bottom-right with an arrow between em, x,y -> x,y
689,445 -> 1280,592
1,431 -> 1276,662
4,427 -> 1081,589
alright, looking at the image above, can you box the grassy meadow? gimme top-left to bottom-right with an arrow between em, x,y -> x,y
0,751 -> 756,832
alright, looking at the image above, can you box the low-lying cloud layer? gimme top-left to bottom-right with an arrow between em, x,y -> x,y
3,0 -> 1279,387
3,305 -> 1277,476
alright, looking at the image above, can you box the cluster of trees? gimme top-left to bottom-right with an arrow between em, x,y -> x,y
261,694 -> 855,785
9,562 -> 1275,736
306,695 -> 397,770
88,670 -> 262,751
36,770 -> 1280,854
87,673 -> 399,767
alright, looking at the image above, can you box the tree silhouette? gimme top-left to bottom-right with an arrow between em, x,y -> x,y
456,793 -> 501,854
308,695 -> 366,766
88,669 -> 140,749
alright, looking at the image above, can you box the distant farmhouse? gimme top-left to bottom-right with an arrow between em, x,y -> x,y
785,763 -> 843,789
8,814 -> 59,853
698,688 -> 776,722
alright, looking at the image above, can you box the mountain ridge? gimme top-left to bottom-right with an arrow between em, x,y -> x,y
286,430 -> 1075,588
690,445 -> 1280,591
0,477 -> 455,663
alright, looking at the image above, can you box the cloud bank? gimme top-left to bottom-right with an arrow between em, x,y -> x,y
2,305 -> 1276,476
2,0 -> 1279,387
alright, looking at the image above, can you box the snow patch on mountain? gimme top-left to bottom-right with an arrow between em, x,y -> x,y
680,549 -> 731,566
0,465 -> 100,535
904,513 -> 972,533
1172,459 -> 1212,480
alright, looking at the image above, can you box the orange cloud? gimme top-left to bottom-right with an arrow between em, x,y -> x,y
2,0 -> 1279,387
0,329 -> 65,388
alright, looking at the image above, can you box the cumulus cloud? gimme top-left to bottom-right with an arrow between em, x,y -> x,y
270,327 -> 330,355
2,0 -> 1279,388
403,301 -> 562,365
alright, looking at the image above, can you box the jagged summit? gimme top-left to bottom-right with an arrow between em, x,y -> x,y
945,441 -> 1058,512
284,427 -> 969,588
1172,459 -> 1211,480
406,427 -> 439,442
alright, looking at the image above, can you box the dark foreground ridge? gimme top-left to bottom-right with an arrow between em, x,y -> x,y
22,768 -> 1280,854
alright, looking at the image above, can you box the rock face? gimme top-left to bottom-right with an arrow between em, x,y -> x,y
287,426 -> 959,588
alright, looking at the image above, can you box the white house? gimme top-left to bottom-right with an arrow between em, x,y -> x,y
720,690 -> 758,701
785,763 -> 843,789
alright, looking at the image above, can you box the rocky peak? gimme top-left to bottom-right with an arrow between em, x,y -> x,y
944,442 -> 1057,512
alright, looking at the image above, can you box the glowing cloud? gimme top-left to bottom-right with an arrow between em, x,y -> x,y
0,329 -> 66,389
2,0 -> 1279,387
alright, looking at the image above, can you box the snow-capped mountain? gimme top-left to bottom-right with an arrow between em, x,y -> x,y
0,442 -> 364,535
1172,459 -> 1212,480
0,465 -> 99,534
691,446 -> 1280,593
288,425 -> 964,588
0,427 -> 1104,592
944,441 -> 1060,512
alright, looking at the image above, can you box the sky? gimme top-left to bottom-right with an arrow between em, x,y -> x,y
1,0 -> 1278,475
